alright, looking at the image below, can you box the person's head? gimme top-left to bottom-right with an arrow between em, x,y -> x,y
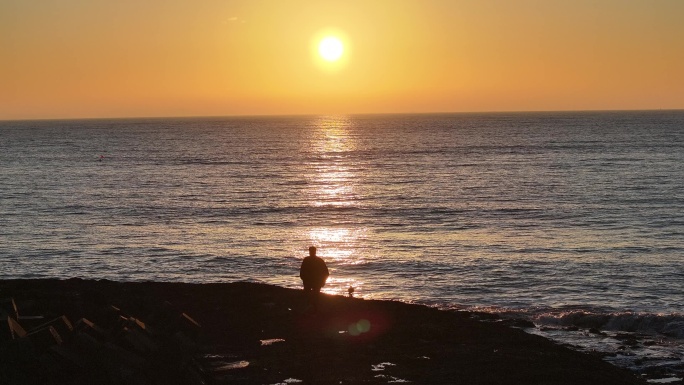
309,246 -> 317,257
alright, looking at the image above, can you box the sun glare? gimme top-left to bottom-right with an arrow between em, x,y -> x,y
318,36 -> 344,62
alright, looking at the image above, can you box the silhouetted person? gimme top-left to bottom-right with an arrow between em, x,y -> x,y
299,246 -> 329,311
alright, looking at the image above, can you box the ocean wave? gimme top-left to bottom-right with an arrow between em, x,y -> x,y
533,310 -> 684,338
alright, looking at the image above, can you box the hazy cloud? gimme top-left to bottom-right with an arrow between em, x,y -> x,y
224,16 -> 246,25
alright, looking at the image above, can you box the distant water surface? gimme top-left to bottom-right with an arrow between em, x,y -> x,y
1,111 -> 683,375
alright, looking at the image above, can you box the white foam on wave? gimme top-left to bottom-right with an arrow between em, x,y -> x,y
462,305 -> 684,381
647,378 -> 682,384
533,310 -> 684,338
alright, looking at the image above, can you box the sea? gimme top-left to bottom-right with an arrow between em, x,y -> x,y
1,111 -> 683,380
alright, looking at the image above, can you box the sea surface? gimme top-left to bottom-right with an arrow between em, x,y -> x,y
1,111 -> 683,379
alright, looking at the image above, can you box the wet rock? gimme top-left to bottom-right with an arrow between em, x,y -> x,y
614,333 -> 639,347
0,296 -> 208,385
26,325 -> 63,350
0,298 -> 19,319
7,316 -> 28,339
0,279 -> 647,385
502,319 -> 536,329
470,312 -> 500,321
28,316 -> 73,339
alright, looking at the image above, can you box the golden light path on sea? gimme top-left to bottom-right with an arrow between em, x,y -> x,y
306,116 -> 365,296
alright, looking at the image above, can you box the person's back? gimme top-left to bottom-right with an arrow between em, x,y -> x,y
299,246 -> 329,310
300,254 -> 329,288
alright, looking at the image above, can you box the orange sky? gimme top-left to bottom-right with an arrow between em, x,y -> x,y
1,0 -> 683,120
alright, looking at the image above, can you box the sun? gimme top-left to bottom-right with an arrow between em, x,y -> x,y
311,30 -> 349,70
318,36 -> 344,62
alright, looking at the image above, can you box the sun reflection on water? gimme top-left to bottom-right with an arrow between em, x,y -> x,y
307,227 -> 367,263
304,116 -> 367,296
312,116 -> 356,153
308,116 -> 358,207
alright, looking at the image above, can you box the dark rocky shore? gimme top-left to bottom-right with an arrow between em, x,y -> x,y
1,279 -> 645,384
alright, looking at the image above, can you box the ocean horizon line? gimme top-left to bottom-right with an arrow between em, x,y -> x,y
2,107 -> 683,123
